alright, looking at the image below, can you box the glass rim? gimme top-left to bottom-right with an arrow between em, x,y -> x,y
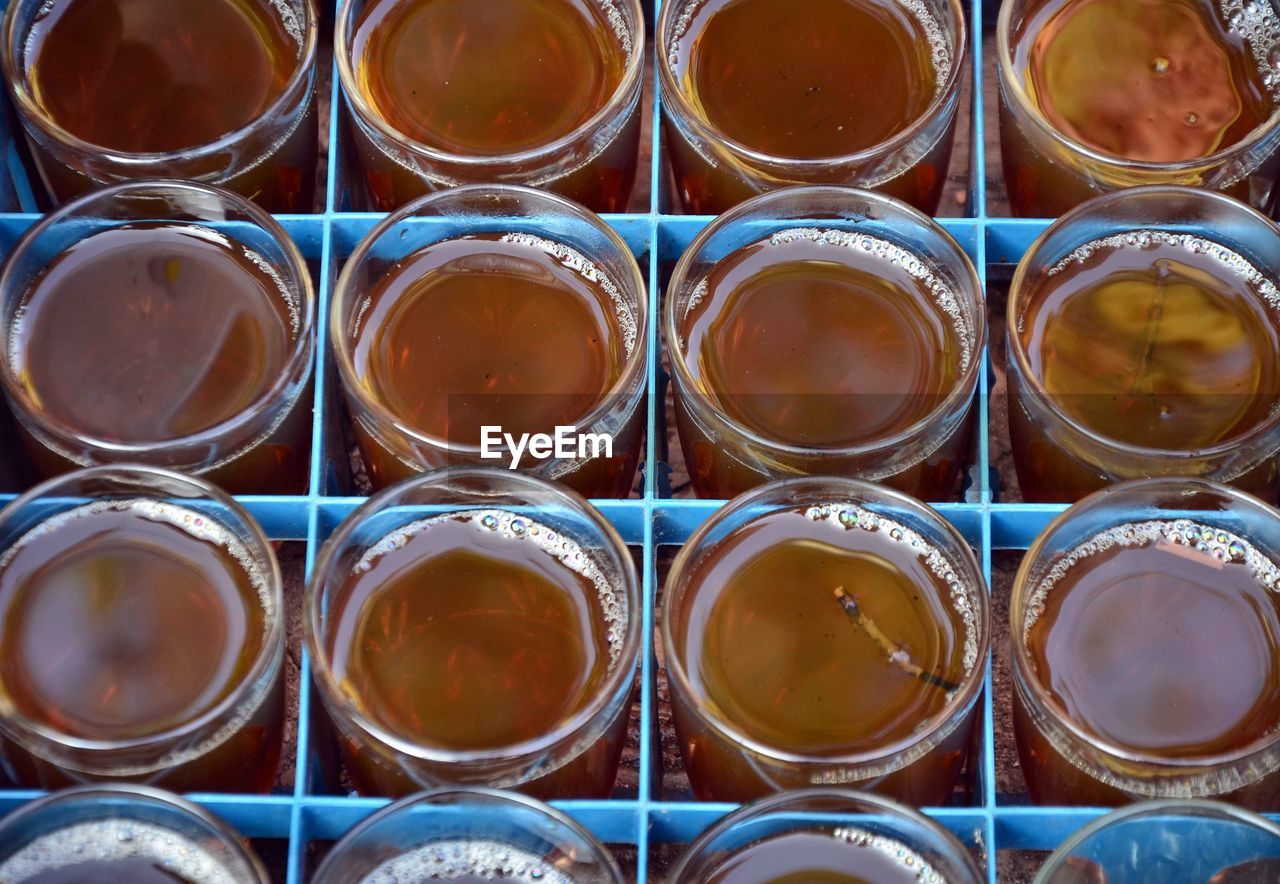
0,178 -> 317,460
304,466 -> 643,768
664,185 -> 986,460
330,183 -> 649,458
661,475 -> 991,770
335,0 -> 645,169
656,0 -> 967,169
0,0 -> 319,165
314,785 -> 625,882
1006,184 -> 1280,462
0,464 -> 285,762
996,0 -> 1280,174
1011,476 -> 1280,772
1032,798 -> 1280,884
666,787 -> 986,883
0,783 -> 270,881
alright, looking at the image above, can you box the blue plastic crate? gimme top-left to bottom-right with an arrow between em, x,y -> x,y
0,0 -> 1272,881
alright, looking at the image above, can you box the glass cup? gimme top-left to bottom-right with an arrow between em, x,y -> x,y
0,785 -> 269,882
0,180 -> 316,496
1035,800 -> 1280,883
335,0 -> 644,212
312,787 -> 624,883
662,477 -> 989,805
665,186 -> 984,501
1012,478 -> 1280,808
331,184 -> 647,497
997,0 -> 1280,218
306,467 -> 641,799
0,0 -> 319,213
667,788 -> 985,883
1006,186 -> 1280,504
0,466 -> 285,793
657,0 -> 966,215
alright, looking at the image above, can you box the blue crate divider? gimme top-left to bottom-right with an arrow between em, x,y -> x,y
1,0 -> 1275,881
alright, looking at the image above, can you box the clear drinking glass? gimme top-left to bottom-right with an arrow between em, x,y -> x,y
662,476 -> 989,805
0,466 -> 285,793
0,180 -> 316,495
1035,800 -> 1280,883
313,787 -> 624,883
0,0 -> 319,213
667,789 -> 985,883
331,184 -> 647,497
0,785 -> 270,883
997,0 -> 1280,217
306,467 -> 641,799
665,186 -> 984,500
335,0 -> 644,212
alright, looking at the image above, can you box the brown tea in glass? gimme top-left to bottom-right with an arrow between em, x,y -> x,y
663,478 -> 988,805
1007,187 -> 1280,503
333,186 -> 647,498
667,188 -> 983,500
998,0 -> 1280,216
306,469 -> 640,799
0,467 -> 284,793
0,182 -> 315,495
667,789 -> 985,883
0,786 -> 270,884
1012,479 -> 1280,808
659,0 -> 965,214
2,0 -> 318,213
338,0 -> 643,212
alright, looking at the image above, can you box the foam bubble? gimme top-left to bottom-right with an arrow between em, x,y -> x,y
1023,519 -> 1280,640
499,233 -> 638,358
831,826 -> 946,883
360,839 -> 572,884
0,819 -> 241,884
1221,0 -> 1280,100
686,228 -> 975,374
352,509 -> 628,667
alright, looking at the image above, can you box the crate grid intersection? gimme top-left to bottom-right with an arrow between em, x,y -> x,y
0,0 -> 1275,881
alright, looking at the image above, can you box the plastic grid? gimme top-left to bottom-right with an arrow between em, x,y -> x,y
0,0 -> 1259,881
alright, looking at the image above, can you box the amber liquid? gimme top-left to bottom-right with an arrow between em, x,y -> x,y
669,504 -> 977,804
20,0 -> 316,212
704,830 -> 945,884
1016,520 -> 1280,806
675,229 -> 972,499
349,0 -> 637,211
667,0 -> 953,214
1010,232 -> 1280,502
8,222 -> 311,494
1003,0 -> 1276,216
325,511 -> 627,798
346,232 -> 641,497
0,501 -> 282,792
0,819 -> 247,883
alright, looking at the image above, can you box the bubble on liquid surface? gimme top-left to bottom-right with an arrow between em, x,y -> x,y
1221,0 -> 1280,100
499,233 -> 637,359
352,509 -> 627,667
1023,519 -> 1280,639
684,228 -> 975,374
831,826 -> 946,883
0,819 -> 241,884
359,840 -> 572,884
803,502 -> 981,678
1044,229 -> 1280,313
